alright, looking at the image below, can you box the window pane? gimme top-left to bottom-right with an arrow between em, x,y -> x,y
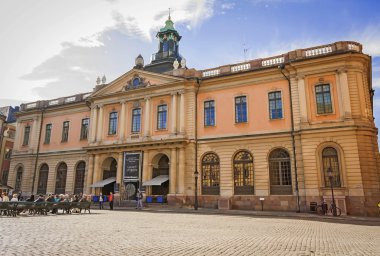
157,105 -> 167,129
108,112 -> 118,135
204,100 -> 215,126
322,147 -> 341,187
132,109 -> 141,132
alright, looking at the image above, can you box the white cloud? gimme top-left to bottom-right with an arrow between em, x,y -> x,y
373,78 -> 380,89
221,3 -> 235,10
0,0 -> 215,102
351,24 -> 380,56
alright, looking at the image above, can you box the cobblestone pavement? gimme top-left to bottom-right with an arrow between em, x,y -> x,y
1,210 -> 379,256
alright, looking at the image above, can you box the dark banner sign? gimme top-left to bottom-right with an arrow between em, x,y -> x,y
123,152 -> 141,181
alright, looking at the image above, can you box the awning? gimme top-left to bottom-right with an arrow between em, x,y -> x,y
142,175 -> 169,186
0,183 -> 13,190
90,177 -> 116,188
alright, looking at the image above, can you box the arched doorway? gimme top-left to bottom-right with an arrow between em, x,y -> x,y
101,157 -> 117,195
152,154 -> 169,195
55,162 -> 67,194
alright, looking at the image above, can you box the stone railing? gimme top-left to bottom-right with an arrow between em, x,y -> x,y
20,92 -> 91,112
201,41 -> 363,78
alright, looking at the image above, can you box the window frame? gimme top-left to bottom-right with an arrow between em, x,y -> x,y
131,108 -> 141,133
268,91 -> 283,120
233,150 -> 254,195
157,104 -> 168,130
74,161 -> 86,194
14,167 -> 23,192
315,84 -> 333,115
55,162 -> 67,194
61,121 -> 70,142
44,123 -> 52,144
201,152 -> 220,195
269,148 -> 292,195
204,100 -> 216,127
108,112 -> 118,135
234,96 -> 248,123
22,126 -> 30,146
80,118 -> 89,140
322,147 -> 341,188
37,164 -> 49,195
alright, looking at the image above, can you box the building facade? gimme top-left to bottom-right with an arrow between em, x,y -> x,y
0,106 -> 18,187
8,17 -> 380,216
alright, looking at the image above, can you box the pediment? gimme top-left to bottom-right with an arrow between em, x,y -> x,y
91,69 -> 184,98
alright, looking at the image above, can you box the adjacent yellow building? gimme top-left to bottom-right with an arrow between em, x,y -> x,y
8,17 -> 380,216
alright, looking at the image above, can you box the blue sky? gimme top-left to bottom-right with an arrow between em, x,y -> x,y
1,0 -> 380,130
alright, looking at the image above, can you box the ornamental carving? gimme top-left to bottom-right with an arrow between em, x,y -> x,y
124,75 -> 151,91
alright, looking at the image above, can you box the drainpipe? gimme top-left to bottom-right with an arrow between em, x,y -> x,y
278,64 -> 301,213
31,106 -> 45,194
194,78 -> 201,210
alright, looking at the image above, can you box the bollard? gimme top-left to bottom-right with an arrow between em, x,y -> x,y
260,197 -> 265,211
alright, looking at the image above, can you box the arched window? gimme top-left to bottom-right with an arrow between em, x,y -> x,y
269,149 -> 292,195
74,161 -> 86,194
14,166 -> 23,192
233,150 -> 254,195
55,163 -> 67,194
37,164 -> 49,194
322,147 -> 341,187
201,153 -> 220,195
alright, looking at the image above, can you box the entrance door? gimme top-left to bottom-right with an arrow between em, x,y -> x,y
102,159 -> 117,195
152,155 -> 169,195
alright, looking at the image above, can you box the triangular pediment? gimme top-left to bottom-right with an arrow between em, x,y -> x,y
90,69 -> 184,98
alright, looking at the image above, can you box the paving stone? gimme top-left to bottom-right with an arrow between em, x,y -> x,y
0,210 -> 379,255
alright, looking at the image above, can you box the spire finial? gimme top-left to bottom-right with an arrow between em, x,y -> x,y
168,8 -> 171,20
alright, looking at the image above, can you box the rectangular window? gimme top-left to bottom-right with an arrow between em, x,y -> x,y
4,148 -> 12,160
108,112 -> 118,135
22,126 -> 30,146
131,108 -> 141,133
269,91 -> 283,119
235,96 -> 247,123
61,121 -> 69,142
315,84 -> 333,114
44,124 -> 52,144
157,105 -> 167,130
80,118 -> 89,140
204,100 -> 215,126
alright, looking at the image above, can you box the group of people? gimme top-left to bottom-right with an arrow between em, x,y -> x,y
2,190 -> 145,210
0,192 -> 20,202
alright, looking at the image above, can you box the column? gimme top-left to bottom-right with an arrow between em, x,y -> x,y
338,70 -> 352,119
179,90 -> 185,134
144,97 -> 151,137
177,147 -> 185,194
92,154 -> 100,194
169,148 -> 177,194
171,92 -> 177,134
117,152 -> 123,187
119,101 -> 126,141
96,104 -> 104,142
142,150 -> 149,183
86,154 -> 94,194
297,76 -> 308,123
90,105 -> 98,143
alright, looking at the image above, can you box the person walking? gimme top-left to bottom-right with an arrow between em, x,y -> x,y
109,192 -> 114,210
99,192 -> 103,210
136,189 -> 143,210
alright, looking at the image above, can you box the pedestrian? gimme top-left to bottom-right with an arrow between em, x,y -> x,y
10,194 -> 18,202
109,192 -> 114,210
136,189 -> 143,209
99,192 -> 103,209
2,192 -> 9,202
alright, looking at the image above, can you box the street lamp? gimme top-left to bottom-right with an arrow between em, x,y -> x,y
194,170 -> 199,210
327,167 -> 337,216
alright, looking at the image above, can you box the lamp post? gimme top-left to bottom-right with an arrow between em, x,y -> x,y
327,167 -> 337,216
194,170 -> 199,210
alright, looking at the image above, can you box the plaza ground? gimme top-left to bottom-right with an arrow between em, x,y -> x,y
1,209 -> 379,256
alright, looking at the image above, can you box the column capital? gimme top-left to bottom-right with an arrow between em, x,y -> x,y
97,103 -> 104,108
295,74 -> 305,81
144,96 -> 151,101
120,100 -> 127,104
171,91 -> 178,96
337,68 -> 347,74
178,89 -> 185,95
